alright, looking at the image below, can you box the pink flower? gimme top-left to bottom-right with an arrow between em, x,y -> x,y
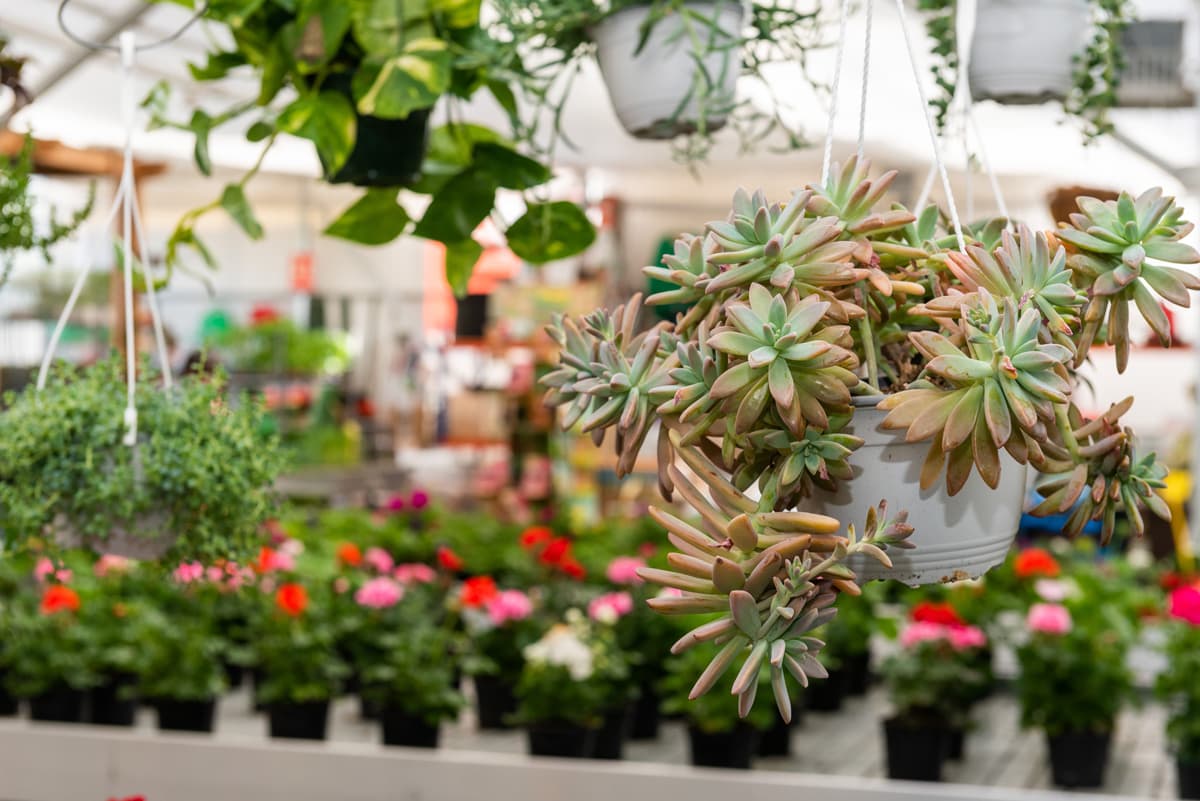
410,490 -> 429,510
948,625 -> 988,651
1035,579 -> 1070,602
333,577 -> 350,595
364,547 -> 395,574
34,557 -> 72,584
606,556 -> 646,586
93,555 -> 133,578
173,562 -> 205,584
486,590 -> 534,625
393,563 -> 436,584
1169,586 -> 1200,625
588,591 -> 634,624
385,495 -> 406,512
1027,603 -> 1073,635
657,587 -> 684,599
279,538 -> 304,557
900,621 -> 949,649
206,566 -> 226,583
355,577 -> 405,609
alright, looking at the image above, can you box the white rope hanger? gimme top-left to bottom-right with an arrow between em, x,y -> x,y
37,31 -> 173,446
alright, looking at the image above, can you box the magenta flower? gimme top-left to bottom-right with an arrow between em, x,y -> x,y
1027,603 -> 1073,635
1169,586 -> 1200,625
948,625 -> 988,651
588,591 -> 634,624
410,490 -> 430,510
606,556 -> 646,586
93,555 -> 133,578
364,547 -> 395,574
393,563 -> 436,584
173,562 -> 205,584
486,589 -> 534,625
355,577 -> 405,609
385,495 -> 406,512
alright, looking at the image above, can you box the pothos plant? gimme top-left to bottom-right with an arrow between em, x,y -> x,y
490,0 -> 824,165
0,357 -> 284,563
145,0 -> 595,293
541,155 -> 1194,722
920,0 -> 1134,141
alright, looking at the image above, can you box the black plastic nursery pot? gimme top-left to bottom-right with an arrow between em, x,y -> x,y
317,76 -> 431,188
843,651 -> 872,696
156,698 -> 217,733
474,673 -> 518,730
1178,757 -> 1200,799
630,687 -> 662,741
29,685 -> 87,723
0,679 -> 18,717
944,725 -> 966,761
380,707 -> 441,749
757,694 -> 807,758
88,675 -> 138,727
592,705 -> 633,760
526,720 -> 597,759
883,717 -> 948,782
806,668 -> 848,712
688,723 -> 761,770
1046,729 -> 1112,789
223,661 -> 245,691
268,700 -> 330,741
359,694 -> 382,721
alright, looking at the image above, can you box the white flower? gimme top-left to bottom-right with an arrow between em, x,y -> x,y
1126,546 -> 1154,570
592,605 -> 618,626
1034,579 -> 1069,602
523,624 -> 594,681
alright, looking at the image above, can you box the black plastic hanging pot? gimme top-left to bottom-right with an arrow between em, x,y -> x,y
318,74 -> 430,188
89,674 -> 138,727
29,685 -> 87,723
156,698 -> 216,733
380,707 -> 441,748
687,723 -> 760,770
883,717 -> 948,782
268,700 -> 330,741
1046,729 -> 1112,789
474,673 -> 518,730
592,705 -> 633,760
526,720 -> 597,758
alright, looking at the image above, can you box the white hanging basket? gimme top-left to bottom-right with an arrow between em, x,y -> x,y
804,397 -> 1027,587
968,0 -> 1091,105
591,1 -> 743,140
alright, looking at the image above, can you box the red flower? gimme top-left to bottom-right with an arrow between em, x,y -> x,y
1161,571 -> 1195,592
520,526 -> 554,550
1014,548 -> 1061,579
40,585 -> 80,615
910,601 -> 964,627
250,305 -> 280,325
539,537 -> 571,566
336,542 -> 363,568
436,546 -> 464,572
108,796 -> 146,801
560,557 -> 586,581
461,576 -> 499,608
275,583 -> 308,617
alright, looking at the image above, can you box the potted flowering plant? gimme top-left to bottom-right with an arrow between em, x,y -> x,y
586,590 -> 639,759
2,578 -> 95,723
459,576 -> 538,730
1015,602 -> 1134,788
514,612 -> 628,758
79,556 -> 143,727
250,581 -> 349,741
660,639 -> 775,770
358,584 -> 464,749
542,157 -> 1187,730
1155,585 -> 1200,799
880,616 -> 988,781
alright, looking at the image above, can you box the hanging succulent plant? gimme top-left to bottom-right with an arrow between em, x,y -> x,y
543,157 -> 1191,723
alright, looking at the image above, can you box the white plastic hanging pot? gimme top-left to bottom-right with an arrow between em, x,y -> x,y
591,1 -> 743,139
968,0 -> 1091,104
804,397 -> 1027,587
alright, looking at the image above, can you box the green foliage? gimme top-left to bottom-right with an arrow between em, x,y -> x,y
1156,622 -> 1200,760
1065,0 -> 1135,142
144,0 -> 595,287
514,616 -> 630,727
1,598 -> 98,697
211,318 -> 350,376
0,357 -> 284,563
250,589 -> 349,705
1015,624 -> 1133,736
880,635 -> 985,728
0,136 -> 95,288
134,595 -> 229,702
361,621 -> 464,725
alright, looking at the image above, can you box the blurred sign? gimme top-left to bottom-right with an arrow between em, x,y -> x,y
290,251 -> 314,292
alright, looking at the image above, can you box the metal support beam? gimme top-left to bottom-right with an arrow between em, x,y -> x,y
0,0 -> 153,128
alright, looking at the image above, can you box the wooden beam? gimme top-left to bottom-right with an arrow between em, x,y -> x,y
0,130 -> 166,179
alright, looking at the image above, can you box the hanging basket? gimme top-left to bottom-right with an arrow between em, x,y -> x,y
591,1 -> 743,140
968,0 -> 1091,105
319,74 -> 432,188
804,397 -> 1027,587
52,510 -> 175,561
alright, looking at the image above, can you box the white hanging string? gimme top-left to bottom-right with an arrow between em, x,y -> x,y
892,0 -> 966,252
856,0 -> 873,161
36,29 -> 173,445
820,0 -> 851,185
